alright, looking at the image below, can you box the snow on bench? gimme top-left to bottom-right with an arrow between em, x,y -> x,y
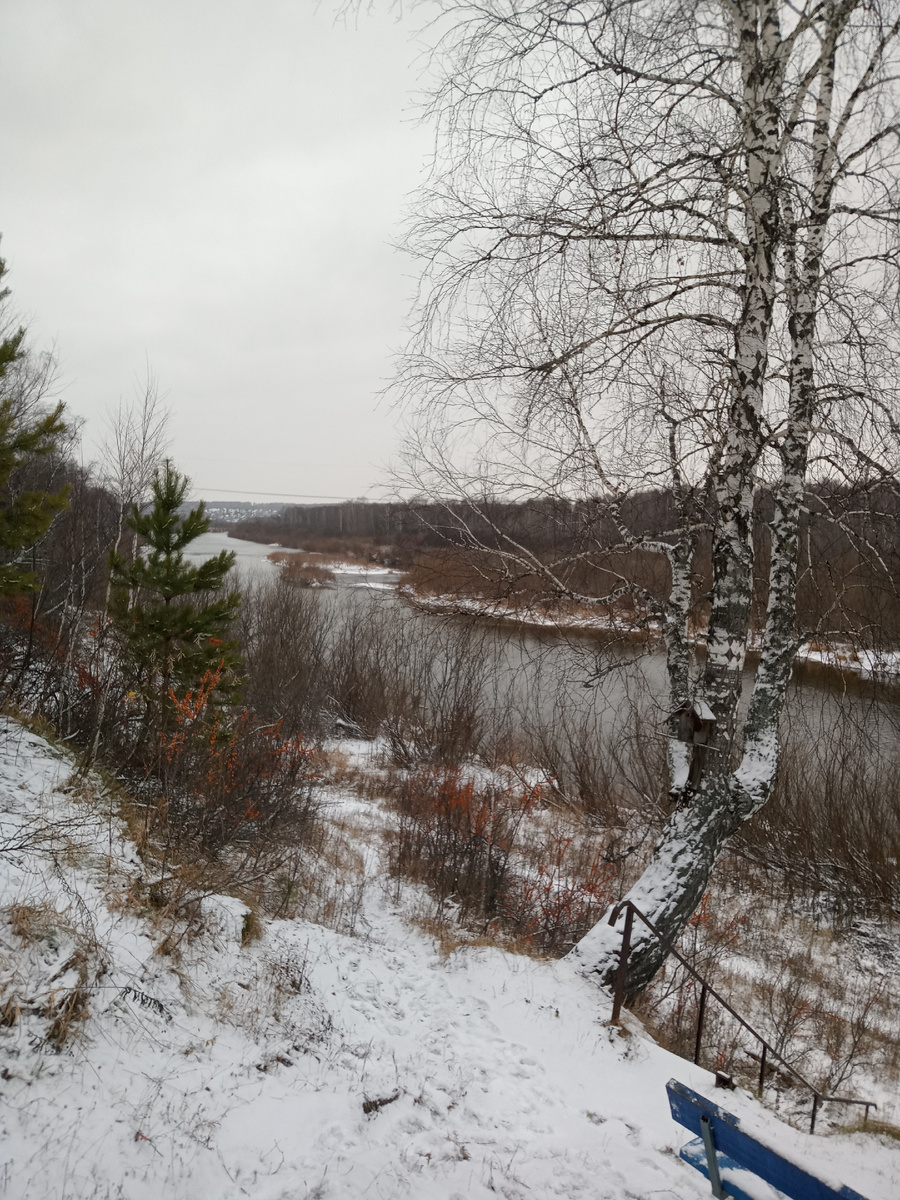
666,1079 -> 870,1200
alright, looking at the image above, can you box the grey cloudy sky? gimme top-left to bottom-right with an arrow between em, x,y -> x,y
0,1 -> 432,501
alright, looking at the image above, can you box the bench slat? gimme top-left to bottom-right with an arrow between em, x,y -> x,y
681,1135 -> 791,1200
667,1080 -> 869,1200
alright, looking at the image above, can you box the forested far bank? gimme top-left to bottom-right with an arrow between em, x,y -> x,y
231,484 -> 900,649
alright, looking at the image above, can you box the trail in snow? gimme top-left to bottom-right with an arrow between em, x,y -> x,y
0,720 -> 897,1200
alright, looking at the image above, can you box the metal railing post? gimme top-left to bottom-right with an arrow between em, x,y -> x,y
602,897 -> 874,1133
694,982 -> 709,1066
611,903 -> 633,1024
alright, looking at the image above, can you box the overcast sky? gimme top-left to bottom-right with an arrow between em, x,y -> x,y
0,1 -> 432,501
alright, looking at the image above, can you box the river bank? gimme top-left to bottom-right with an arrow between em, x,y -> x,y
400,586 -> 900,682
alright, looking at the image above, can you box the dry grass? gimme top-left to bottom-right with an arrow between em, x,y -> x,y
240,907 -> 264,946
268,549 -> 365,574
0,994 -> 21,1027
836,1117 -> 900,1142
2,702 -> 59,743
2,899 -> 106,1050
267,552 -> 337,586
44,970 -> 91,1049
259,822 -> 368,937
7,901 -> 60,944
400,548 -> 669,625
411,913 -> 549,959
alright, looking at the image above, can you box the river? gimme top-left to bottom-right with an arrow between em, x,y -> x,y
186,530 -> 900,764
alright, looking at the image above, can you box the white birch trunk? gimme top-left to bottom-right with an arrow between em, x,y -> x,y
571,1 -> 826,994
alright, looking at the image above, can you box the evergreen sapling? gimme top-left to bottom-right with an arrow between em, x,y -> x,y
109,462 -> 242,734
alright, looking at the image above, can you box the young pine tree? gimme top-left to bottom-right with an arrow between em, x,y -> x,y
109,462 -> 242,731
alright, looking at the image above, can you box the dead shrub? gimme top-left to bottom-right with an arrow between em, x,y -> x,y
241,908 -> 264,946
268,553 -> 336,587
154,668 -> 322,858
386,768 -> 534,922
237,573 -> 334,736
385,766 -> 618,953
633,895 -> 747,1062
323,599 -> 497,763
499,835 -> 616,953
286,564 -> 336,588
633,890 -> 897,1122
97,665 -> 329,920
815,975 -> 888,1094
44,980 -> 90,1050
735,695 -> 900,922
0,995 -> 21,1027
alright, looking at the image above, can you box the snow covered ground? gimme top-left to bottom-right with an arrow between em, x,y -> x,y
1,719 -> 897,1200
795,644 -> 900,679
402,588 -> 650,637
325,563 -> 397,578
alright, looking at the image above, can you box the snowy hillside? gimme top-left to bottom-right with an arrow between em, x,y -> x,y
0,718 -> 897,1200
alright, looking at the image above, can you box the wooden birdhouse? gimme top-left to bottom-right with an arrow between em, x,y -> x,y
675,698 -> 717,790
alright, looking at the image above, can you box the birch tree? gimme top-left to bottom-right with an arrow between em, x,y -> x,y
76,372 -> 170,774
399,0 -> 900,992
100,370 -> 171,562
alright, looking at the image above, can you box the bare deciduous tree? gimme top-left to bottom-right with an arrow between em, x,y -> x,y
99,368 -> 171,558
76,370 -> 170,774
398,0 -> 900,992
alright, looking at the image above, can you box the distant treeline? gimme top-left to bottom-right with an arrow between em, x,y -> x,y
234,485 -> 900,558
231,485 -> 900,643
236,492 -> 688,547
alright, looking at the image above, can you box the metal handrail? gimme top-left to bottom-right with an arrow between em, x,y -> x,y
608,899 -> 877,1134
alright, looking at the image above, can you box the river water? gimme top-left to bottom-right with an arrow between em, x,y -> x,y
186,531 -> 900,761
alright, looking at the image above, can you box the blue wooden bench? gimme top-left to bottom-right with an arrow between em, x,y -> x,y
666,1079 -> 870,1200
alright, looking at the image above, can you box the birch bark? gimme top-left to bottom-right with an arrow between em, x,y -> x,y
399,0 -> 900,994
572,0 -> 900,995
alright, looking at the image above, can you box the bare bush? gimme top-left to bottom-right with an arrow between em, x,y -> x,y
633,886 -> 897,1127
1,898 -> 108,1051
322,598 -> 500,764
633,895 -> 746,1062
152,668 -> 322,860
736,690 -> 900,922
520,677 -> 667,832
268,552 -> 336,587
236,574 -> 900,931
499,834 -> 617,954
384,765 -> 618,954
385,768 -> 533,922
238,573 -> 335,736
817,976 -> 890,1095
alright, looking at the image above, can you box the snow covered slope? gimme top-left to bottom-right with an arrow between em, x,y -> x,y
0,718 -> 896,1200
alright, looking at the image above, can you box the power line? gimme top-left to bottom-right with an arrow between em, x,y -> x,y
189,487 -> 377,501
